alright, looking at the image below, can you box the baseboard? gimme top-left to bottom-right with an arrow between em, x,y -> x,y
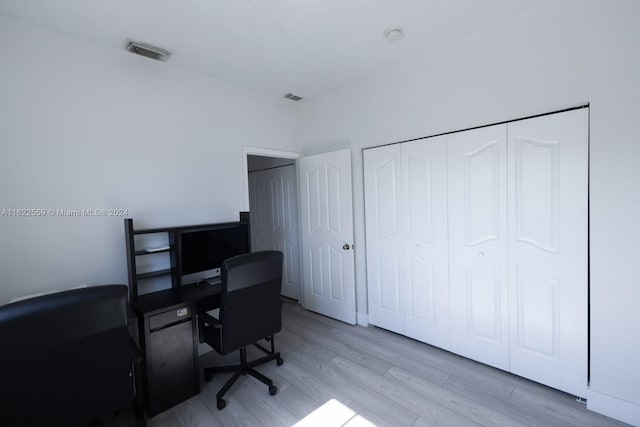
356,312 -> 369,327
587,388 -> 640,426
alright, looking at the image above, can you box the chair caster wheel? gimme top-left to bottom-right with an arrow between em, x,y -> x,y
204,371 -> 213,382
217,398 -> 226,410
276,358 -> 284,366
269,385 -> 278,396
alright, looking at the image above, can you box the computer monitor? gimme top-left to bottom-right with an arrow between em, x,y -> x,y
179,222 -> 249,285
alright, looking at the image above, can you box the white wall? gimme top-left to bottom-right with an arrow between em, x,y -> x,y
299,0 -> 640,424
0,16 -> 301,302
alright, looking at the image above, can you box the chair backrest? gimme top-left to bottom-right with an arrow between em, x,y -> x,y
219,250 -> 283,353
0,285 -> 132,426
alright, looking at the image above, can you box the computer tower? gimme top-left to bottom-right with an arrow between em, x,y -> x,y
144,305 -> 199,416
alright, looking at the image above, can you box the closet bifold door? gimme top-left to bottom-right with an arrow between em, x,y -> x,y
364,137 -> 450,349
507,109 -> 588,397
363,144 -> 405,334
364,144 -> 404,334
401,136 -> 450,349
447,124 -> 510,371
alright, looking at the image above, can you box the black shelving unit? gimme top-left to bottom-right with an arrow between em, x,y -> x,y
124,219 -> 179,305
124,212 -> 250,306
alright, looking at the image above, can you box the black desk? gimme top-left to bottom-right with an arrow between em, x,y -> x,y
133,281 -> 221,416
135,280 -> 221,315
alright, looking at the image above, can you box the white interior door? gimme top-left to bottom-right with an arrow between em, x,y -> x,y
402,136 -> 450,349
364,144 -> 404,333
248,165 -> 301,300
298,149 -> 356,324
448,124 -> 510,371
507,109 -> 588,397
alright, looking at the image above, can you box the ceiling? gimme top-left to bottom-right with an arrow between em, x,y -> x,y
0,0 -> 548,100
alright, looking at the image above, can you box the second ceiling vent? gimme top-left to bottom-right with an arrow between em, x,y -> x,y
284,93 -> 303,101
125,40 -> 171,62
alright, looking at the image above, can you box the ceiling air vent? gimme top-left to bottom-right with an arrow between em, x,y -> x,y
125,40 -> 171,62
284,93 -> 303,101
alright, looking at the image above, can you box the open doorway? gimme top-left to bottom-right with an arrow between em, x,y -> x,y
245,151 -> 301,301
242,146 -> 356,324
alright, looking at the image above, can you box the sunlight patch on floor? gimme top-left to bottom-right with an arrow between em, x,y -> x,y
293,399 -> 377,427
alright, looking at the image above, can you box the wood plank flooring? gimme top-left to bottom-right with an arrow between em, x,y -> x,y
142,300 -> 628,427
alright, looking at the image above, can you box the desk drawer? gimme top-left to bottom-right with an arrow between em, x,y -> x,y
149,306 -> 191,331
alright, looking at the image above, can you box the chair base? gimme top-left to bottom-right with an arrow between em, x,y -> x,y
204,337 -> 284,410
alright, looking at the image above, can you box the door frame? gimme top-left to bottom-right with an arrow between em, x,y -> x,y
242,146 -> 303,211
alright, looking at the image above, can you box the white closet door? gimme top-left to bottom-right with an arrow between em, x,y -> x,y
249,166 -> 301,300
507,109 -> 588,397
401,136 -> 450,349
448,124 -> 510,371
266,165 -> 301,300
364,145 -> 404,333
248,170 -> 269,252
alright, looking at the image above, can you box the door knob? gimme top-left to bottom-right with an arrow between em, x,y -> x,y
343,244 -> 351,250
479,251 -> 485,258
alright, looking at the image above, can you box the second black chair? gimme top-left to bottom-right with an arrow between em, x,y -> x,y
199,250 -> 284,410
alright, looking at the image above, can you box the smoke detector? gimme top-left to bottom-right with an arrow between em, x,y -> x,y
384,26 -> 405,42
125,40 -> 171,62
284,93 -> 303,101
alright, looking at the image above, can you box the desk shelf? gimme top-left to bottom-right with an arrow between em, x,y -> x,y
134,248 -> 171,256
136,268 -> 173,281
124,218 -> 179,304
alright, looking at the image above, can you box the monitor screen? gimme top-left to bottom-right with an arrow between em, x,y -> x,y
180,223 -> 249,283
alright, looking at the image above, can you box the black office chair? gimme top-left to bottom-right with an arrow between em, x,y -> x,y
198,250 -> 284,410
0,285 -> 141,427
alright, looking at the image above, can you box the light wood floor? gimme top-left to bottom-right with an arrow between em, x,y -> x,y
144,299 -> 627,427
